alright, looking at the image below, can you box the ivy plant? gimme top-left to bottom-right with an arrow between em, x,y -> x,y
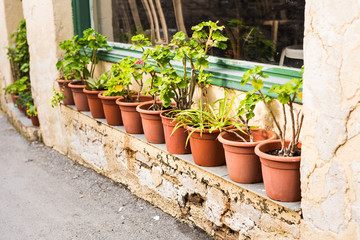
6,19 -> 29,81
241,66 -> 304,156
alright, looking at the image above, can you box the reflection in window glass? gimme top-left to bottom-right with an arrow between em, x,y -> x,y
93,0 -> 304,67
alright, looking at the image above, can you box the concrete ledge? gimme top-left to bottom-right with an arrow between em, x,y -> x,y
61,104 -> 302,239
2,102 -> 41,141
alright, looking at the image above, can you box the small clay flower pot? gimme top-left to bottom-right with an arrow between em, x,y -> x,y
136,102 -> 167,143
255,140 -> 301,202
218,129 -> 277,183
11,94 -> 18,104
56,79 -> 75,105
30,116 -> 40,126
160,111 -> 191,154
184,125 -> 233,167
116,95 -> 152,134
68,81 -> 90,111
98,91 -> 123,126
83,88 -> 105,118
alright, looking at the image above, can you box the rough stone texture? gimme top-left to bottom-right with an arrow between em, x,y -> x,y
21,0 -> 73,154
59,105 -> 301,239
1,103 -> 40,141
301,0 -> 360,238
0,0 -> 23,105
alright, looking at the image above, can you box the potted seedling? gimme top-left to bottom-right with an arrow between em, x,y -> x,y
68,29 -> 111,111
52,28 -> 111,110
53,35 -> 86,107
5,76 -> 30,105
173,91 -> 239,167
98,57 -> 137,126
113,45 -> 152,134
26,102 -> 39,126
218,90 -> 277,183
83,71 -> 110,118
158,21 -> 228,153
241,66 -> 303,202
135,44 -> 173,143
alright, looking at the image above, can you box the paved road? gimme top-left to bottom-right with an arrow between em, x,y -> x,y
0,111 -> 210,240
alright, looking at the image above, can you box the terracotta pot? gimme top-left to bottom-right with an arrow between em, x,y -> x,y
160,111 -> 191,154
116,95 -> 152,134
17,99 -> 26,113
56,79 -> 75,105
184,125 -> 233,167
136,102 -> 167,143
83,88 -> 105,118
218,129 -> 277,183
11,94 -> 18,104
255,140 -> 301,202
68,81 -> 89,111
30,116 -> 40,126
98,92 -> 123,126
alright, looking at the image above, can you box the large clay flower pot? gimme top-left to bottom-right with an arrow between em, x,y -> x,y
56,79 -> 75,105
116,95 -> 152,134
136,102 -> 167,143
83,88 -> 105,118
68,81 -> 89,111
218,129 -> 277,183
30,116 -> 40,126
98,92 -> 122,126
255,140 -> 301,202
160,111 -> 191,154
184,125 -> 232,167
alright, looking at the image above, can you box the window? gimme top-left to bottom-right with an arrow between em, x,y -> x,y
91,0 -> 304,68
72,0 -> 303,98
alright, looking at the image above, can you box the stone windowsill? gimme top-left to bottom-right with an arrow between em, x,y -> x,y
67,104 -> 301,212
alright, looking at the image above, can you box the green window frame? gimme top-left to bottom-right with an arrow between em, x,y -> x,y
72,0 -> 302,101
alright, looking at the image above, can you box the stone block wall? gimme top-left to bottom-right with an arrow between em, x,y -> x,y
61,105 -> 301,240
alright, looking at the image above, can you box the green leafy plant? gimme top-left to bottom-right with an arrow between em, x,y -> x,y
85,71 -> 110,91
235,90 -> 270,142
6,19 -> 29,81
16,89 -> 33,109
241,66 -> 304,156
26,102 -> 37,117
103,57 -> 136,99
172,91 -> 241,145
5,76 -> 30,95
161,21 -> 228,110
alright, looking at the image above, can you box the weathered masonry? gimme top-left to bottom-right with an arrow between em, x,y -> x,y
1,0 -> 360,239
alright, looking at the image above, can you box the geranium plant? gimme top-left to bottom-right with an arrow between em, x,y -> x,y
241,66 -> 304,156
103,57 -> 137,100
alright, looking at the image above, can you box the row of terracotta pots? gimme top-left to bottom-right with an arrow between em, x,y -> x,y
59,79 -> 301,202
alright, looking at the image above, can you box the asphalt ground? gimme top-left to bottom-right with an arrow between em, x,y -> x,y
0,110 -> 211,240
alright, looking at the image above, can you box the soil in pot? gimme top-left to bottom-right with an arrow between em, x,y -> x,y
161,111 -> 191,154
185,125 -> 231,167
56,79 -> 75,105
68,81 -> 89,111
98,92 -> 123,126
116,95 -> 152,134
136,102 -> 168,144
255,140 -> 301,202
30,116 -> 40,126
218,129 -> 277,183
83,88 -> 105,118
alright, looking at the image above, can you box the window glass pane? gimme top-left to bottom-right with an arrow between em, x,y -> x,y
93,0 -> 304,68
